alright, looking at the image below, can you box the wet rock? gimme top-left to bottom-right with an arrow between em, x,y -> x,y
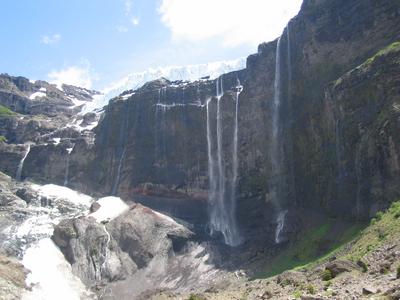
90,201 -> 101,213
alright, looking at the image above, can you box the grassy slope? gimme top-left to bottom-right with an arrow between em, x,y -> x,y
258,219 -> 365,278
259,42 -> 400,278
0,104 -> 15,117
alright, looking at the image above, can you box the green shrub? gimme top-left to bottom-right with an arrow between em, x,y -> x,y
375,211 -> 384,221
323,280 -> 332,290
293,290 -> 302,299
321,269 -> 333,281
0,105 -> 15,117
306,284 -> 316,295
397,266 -> 400,279
0,135 -> 6,143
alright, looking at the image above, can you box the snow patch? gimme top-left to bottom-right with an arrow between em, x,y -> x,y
52,138 -> 61,145
89,196 -> 129,223
22,238 -> 94,300
30,184 -> 93,208
29,91 -> 47,100
83,58 -> 246,112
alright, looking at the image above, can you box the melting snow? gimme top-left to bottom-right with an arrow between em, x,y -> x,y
89,196 -> 129,223
30,184 -> 93,208
22,238 -> 94,300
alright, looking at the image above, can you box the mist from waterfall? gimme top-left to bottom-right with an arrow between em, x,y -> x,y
275,210 -> 287,244
16,144 -> 31,181
207,76 -> 242,246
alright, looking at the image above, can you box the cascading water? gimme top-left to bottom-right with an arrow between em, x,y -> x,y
64,145 -> 74,186
112,148 -> 126,195
16,144 -> 31,181
207,76 -> 242,246
271,37 -> 283,187
275,210 -> 287,244
112,101 -> 131,195
271,36 -> 287,244
101,225 -> 111,277
1,184 -> 95,299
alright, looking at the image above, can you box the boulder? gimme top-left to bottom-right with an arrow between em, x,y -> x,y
324,260 -> 359,277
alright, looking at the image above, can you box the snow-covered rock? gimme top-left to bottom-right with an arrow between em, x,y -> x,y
83,58 -> 246,112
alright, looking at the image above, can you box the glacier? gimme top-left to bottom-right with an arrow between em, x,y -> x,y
83,58 -> 246,112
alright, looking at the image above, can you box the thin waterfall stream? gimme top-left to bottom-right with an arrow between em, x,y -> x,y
207,76 -> 242,246
16,144 -> 31,181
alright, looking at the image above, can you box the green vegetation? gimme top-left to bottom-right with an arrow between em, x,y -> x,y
258,219 -> 364,278
258,200 -> 400,280
344,201 -> 400,262
365,41 -> 400,65
0,135 -> 6,143
321,269 -> 333,281
396,265 -> 400,279
0,104 -> 15,117
293,290 -> 302,299
306,284 -> 315,295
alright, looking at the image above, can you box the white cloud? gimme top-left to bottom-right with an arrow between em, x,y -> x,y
158,0 -> 303,47
41,34 -> 61,45
125,0 -> 133,14
47,62 -> 95,89
131,17 -> 140,26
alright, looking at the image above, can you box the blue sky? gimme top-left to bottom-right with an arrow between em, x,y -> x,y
0,0 -> 302,90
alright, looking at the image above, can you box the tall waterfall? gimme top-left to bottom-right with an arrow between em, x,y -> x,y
271,36 -> 283,205
271,36 -> 287,244
112,101 -> 131,195
207,76 -> 242,246
16,144 -> 31,181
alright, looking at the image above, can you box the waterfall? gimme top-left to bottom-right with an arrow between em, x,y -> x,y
207,76 -> 242,246
270,36 -> 283,210
16,144 -> 31,181
275,210 -> 287,244
101,225 -> 111,276
112,147 -> 126,195
64,145 -> 74,186
271,35 -> 289,244
112,101 -> 131,195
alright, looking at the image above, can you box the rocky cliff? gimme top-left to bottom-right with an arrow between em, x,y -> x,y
0,0 -> 400,262
56,0 -> 400,244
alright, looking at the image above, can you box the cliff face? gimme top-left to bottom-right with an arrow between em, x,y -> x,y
1,0 -> 400,245
71,0 -> 400,238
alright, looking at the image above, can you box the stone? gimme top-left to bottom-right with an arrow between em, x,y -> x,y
325,260 -> 359,277
362,286 -> 378,295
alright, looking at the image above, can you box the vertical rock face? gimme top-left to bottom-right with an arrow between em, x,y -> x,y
1,0 -> 400,246
76,0 -> 400,241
